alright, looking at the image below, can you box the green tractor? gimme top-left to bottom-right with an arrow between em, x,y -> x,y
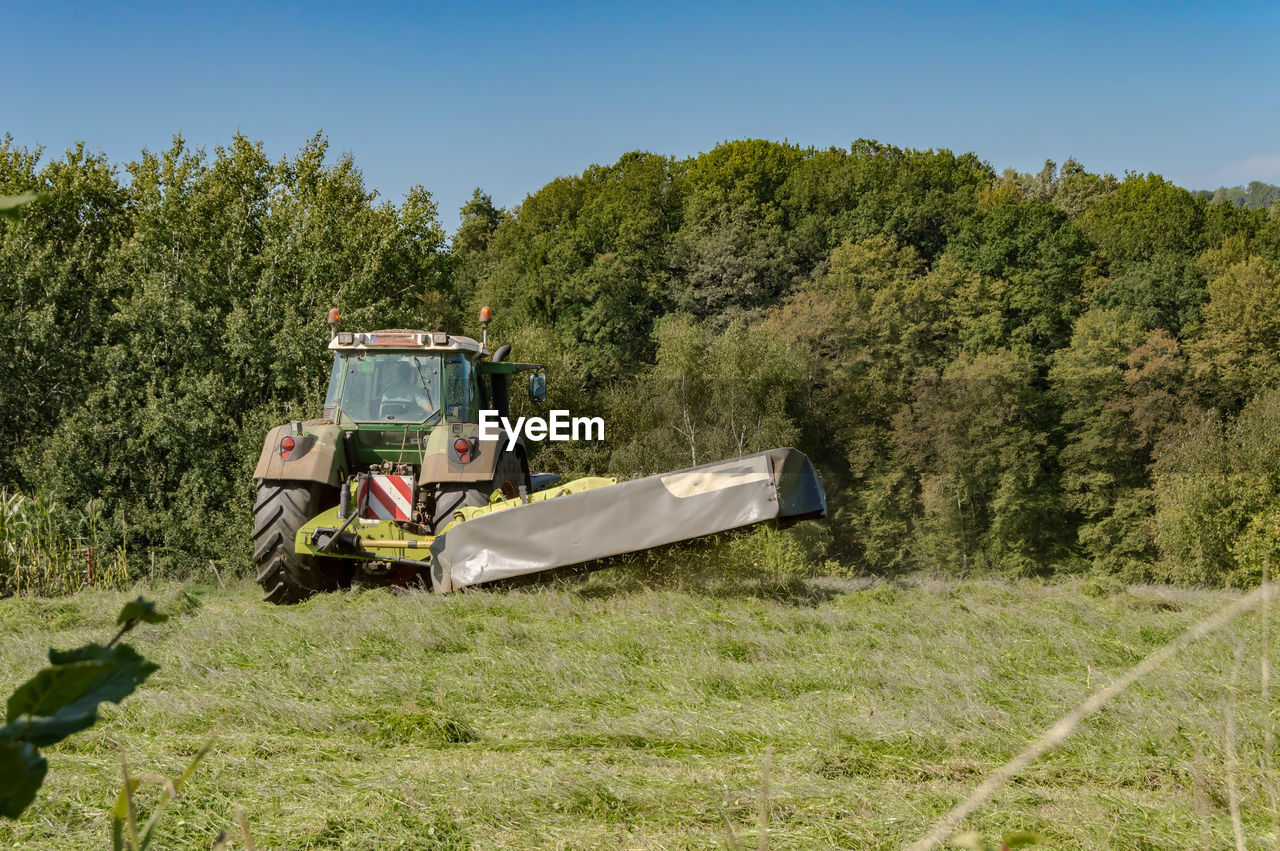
253,309 -> 828,604
252,308 -> 542,602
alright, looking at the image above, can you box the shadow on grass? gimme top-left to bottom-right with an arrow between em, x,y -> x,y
482,556 -> 848,607
472,523 -> 873,605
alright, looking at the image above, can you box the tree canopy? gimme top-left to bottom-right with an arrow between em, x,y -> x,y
3,133 -> 1278,586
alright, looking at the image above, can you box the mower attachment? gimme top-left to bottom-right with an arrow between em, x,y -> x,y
428,447 -> 825,592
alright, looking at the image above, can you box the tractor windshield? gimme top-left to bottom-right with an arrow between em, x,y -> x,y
333,353 -> 444,424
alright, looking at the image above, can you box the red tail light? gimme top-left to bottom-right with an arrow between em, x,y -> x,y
454,437 -> 472,463
281,436 -> 296,452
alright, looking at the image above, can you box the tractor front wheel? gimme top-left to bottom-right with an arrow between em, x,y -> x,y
253,481 -> 349,604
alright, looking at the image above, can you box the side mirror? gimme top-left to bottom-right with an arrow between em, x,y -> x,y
528,372 -> 547,403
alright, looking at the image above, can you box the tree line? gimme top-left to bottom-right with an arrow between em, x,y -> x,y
3,133 -> 1280,585
1195,180 -> 1280,212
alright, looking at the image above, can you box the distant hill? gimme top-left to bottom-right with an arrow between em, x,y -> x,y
1193,180 -> 1280,210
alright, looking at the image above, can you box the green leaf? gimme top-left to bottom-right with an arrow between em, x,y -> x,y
0,738 -> 48,819
3,662 -> 103,724
111,776 -> 142,850
0,192 -> 42,221
116,598 -> 168,626
2,644 -> 158,747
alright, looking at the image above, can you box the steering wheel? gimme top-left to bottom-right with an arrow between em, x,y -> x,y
379,399 -> 419,420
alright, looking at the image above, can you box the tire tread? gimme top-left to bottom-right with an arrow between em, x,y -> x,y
252,481 -> 343,604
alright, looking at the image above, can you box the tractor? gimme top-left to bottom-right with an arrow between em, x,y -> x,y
252,308 -> 827,603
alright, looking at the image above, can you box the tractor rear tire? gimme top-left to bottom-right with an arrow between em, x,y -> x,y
431,450 -> 528,533
253,481 -> 348,604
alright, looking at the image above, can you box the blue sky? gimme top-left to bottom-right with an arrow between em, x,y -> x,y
4,1 -> 1278,228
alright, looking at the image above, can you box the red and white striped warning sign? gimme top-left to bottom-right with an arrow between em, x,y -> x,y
359,475 -> 415,521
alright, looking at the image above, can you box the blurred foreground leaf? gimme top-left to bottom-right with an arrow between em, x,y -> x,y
0,739 -> 47,818
117,598 -> 168,626
954,830 -> 1046,850
0,192 -> 43,221
0,600 -> 164,820
3,644 -> 158,747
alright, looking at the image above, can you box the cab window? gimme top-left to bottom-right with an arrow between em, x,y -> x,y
442,354 -> 476,423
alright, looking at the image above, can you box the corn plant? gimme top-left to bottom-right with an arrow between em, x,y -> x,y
0,488 -> 129,597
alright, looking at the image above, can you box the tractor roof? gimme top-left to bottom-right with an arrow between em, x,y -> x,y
328,330 -> 483,355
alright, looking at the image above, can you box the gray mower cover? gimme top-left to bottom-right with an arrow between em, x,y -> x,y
429,447 -> 826,592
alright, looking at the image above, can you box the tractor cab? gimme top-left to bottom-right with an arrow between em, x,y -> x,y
322,331 -> 482,426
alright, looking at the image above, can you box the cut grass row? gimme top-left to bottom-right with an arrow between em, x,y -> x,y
0,570 -> 1274,848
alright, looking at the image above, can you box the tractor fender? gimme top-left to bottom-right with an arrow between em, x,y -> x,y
253,422 -> 347,486
417,425 -> 521,486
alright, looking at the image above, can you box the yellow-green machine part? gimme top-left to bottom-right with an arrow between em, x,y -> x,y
296,505 -> 435,563
295,448 -> 825,595
295,476 -> 620,563
441,477 -> 619,530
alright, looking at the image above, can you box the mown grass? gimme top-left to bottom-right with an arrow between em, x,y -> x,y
0,569 -> 1275,849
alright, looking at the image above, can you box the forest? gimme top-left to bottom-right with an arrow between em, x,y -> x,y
3,132 -> 1280,588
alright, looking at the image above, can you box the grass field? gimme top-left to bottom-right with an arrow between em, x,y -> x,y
0,567 -> 1275,849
